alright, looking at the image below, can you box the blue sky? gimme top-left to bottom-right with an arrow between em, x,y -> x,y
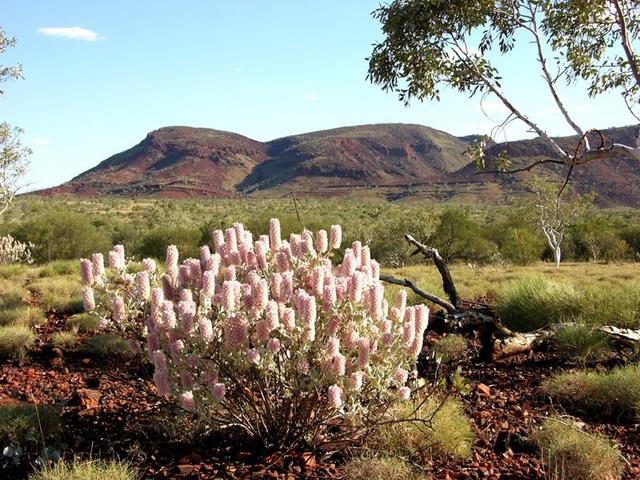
2,0 -> 636,190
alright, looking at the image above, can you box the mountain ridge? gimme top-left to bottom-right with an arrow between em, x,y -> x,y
36,123 -> 640,206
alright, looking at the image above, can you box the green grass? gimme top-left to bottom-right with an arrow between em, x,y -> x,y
0,305 -> 46,327
35,260 -> 80,278
87,334 -> 132,358
0,325 -> 35,358
66,313 -> 99,333
342,456 -> 420,480
50,331 -> 79,350
0,263 -> 30,279
0,402 -> 62,448
496,277 -> 581,332
372,396 -> 473,460
27,275 -> 84,314
30,459 -> 139,480
534,417 -> 622,480
552,323 -> 611,364
541,364 -> 640,421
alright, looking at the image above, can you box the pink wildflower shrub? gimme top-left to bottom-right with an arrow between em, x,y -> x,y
83,220 -> 429,448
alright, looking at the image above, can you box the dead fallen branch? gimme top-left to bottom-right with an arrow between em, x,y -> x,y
379,274 -> 455,313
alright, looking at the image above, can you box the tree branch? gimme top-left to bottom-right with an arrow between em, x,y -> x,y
379,274 -> 456,313
475,157 -> 567,175
527,1 -> 586,145
403,234 -> 459,308
612,0 -> 640,91
451,43 -> 570,159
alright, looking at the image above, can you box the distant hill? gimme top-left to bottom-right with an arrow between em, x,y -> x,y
37,123 -> 640,206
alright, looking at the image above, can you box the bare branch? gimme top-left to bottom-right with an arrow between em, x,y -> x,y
475,157 -> 566,175
403,234 -> 459,308
527,1 -> 586,144
612,0 -> 640,91
379,274 -> 455,313
451,43 -> 570,159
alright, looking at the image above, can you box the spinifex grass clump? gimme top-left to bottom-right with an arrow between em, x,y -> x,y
82,220 -> 430,448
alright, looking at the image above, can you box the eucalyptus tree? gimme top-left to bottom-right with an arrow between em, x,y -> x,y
0,27 -> 30,215
367,0 -> 640,177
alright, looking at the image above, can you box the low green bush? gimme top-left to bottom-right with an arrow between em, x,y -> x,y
0,325 -> 35,358
30,458 -> 139,480
552,323 -> 611,364
87,335 -> 132,358
12,212 -> 111,263
541,364 -> 640,421
496,277 -> 582,332
534,417 -> 622,480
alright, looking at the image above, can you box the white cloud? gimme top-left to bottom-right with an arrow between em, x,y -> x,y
37,27 -> 104,41
304,93 -> 320,102
227,66 -> 241,73
31,137 -> 49,146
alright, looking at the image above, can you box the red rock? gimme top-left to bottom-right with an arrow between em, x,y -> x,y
73,388 -> 101,409
477,383 -> 491,396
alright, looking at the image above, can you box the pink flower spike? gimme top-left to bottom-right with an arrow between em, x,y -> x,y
225,228 -> 238,251
153,370 -> 170,397
398,387 -> 411,401
180,391 -> 195,412
267,338 -> 281,353
349,371 -> 363,391
315,229 -> 328,254
162,300 -> 177,329
135,271 -> 150,302
254,241 -> 268,270
224,265 -> 237,282
82,287 -> 95,312
327,385 -> 343,409
326,337 -> 340,356
381,332 -> 394,348
202,270 -> 216,297
276,251 -> 289,272
166,245 -> 179,269
247,348 -> 261,364
212,383 -> 226,402
112,295 -> 125,322
323,276 -> 337,310
169,339 -> 185,360
342,328 -> 359,351
301,230 -> 315,257
269,218 -> 281,251
213,230 -> 225,252
330,225 -> 342,250
141,258 -> 157,273
394,367 -> 409,384
281,307 -> 295,330
80,259 -> 94,286
357,337 -> 370,370
91,253 -> 105,278
198,317 -> 214,341
331,354 -> 346,376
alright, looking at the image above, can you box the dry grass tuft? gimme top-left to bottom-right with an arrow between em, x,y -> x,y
534,417 -> 622,480
30,458 -> 139,480
371,396 -> 473,461
0,325 -> 35,358
541,364 -> 640,421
